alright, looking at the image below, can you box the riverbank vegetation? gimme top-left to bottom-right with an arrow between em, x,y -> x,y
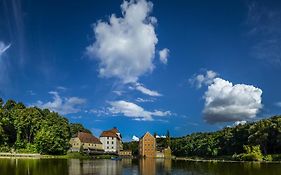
0,98 -> 90,155
171,115 -> 281,161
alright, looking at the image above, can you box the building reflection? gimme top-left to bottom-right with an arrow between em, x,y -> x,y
68,159 -> 122,175
139,158 -> 172,175
140,158 -> 156,175
67,158 -> 172,175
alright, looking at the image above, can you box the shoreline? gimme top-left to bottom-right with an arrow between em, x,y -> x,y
1,153 -> 281,163
173,157 -> 281,163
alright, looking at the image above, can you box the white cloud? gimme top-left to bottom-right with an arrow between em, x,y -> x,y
156,135 -> 166,138
132,135 -> 139,141
90,108 -> 111,116
0,41 -> 11,93
159,48 -> 169,64
189,70 -> 218,88
34,91 -> 86,115
108,100 -> 171,121
0,42 -> 11,57
56,86 -> 67,91
136,97 -> 154,103
135,83 -> 162,96
86,0 -> 159,83
112,90 -> 123,96
203,78 -> 263,123
234,120 -> 247,126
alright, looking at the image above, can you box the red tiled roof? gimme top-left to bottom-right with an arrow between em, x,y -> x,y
100,131 -> 117,137
77,132 -> 102,144
100,127 -> 121,139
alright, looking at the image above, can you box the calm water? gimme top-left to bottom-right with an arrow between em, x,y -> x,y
0,158 -> 281,175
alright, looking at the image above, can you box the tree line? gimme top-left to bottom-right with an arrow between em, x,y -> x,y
0,98 -> 90,155
171,115 -> 281,160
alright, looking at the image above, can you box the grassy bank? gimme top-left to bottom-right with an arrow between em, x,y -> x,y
174,154 -> 281,162
41,152 -> 119,159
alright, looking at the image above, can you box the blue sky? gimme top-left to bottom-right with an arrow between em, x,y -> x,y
0,0 -> 281,141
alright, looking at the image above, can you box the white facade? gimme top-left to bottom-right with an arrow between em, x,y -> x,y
100,136 -> 120,153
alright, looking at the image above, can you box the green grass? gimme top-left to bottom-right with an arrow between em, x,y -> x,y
41,152 -> 119,160
42,152 -> 91,159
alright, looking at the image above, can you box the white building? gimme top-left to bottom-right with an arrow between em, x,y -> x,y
99,127 -> 123,154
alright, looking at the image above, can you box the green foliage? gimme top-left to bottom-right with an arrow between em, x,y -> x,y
0,146 -> 10,152
69,123 -> 91,137
123,141 -> 139,156
263,155 -> 273,161
171,115 -> 281,159
0,98 -> 88,155
234,145 -> 263,161
17,143 -> 38,153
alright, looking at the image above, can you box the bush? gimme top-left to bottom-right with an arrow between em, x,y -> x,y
271,154 -> 281,161
0,146 -> 10,152
263,155 -> 273,161
232,145 -> 263,161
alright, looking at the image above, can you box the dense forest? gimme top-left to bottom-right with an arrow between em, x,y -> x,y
171,115 -> 281,160
1,98 -> 281,160
0,98 -> 90,155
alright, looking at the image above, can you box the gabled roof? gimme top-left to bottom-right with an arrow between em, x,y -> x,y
77,132 -> 102,144
140,132 -> 154,140
100,127 -> 122,139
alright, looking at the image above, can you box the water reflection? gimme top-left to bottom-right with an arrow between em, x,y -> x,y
1,158 -> 281,175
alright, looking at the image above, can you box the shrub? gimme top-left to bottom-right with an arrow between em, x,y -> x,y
232,145 -> 263,161
0,146 -> 10,152
263,155 -> 273,161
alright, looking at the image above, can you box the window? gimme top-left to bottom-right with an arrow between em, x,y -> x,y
107,137 -> 109,139
112,141 -> 114,144
112,146 -> 114,149
107,141 -> 109,144
107,146 -> 109,149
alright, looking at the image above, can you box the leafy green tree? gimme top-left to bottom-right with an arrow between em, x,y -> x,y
0,98 -> 3,108
69,123 -> 91,137
13,107 -> 43,147
35,113 -> 70,155
3,99 -> 16,111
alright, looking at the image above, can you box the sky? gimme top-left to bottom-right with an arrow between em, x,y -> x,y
0,0 -> 281,141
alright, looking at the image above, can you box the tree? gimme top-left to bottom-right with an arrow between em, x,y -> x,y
3,99 -> 16,111
0,98 -> 3,108
35,113 -> 70,155
166,130 -> 171,147
13,108 -> 43,148
69,123 -> 91,137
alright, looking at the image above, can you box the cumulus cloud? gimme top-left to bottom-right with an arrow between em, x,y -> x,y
234,120 -> 247,126
108,100 -> 171,121
86,0 -> 159,83
189,70 -> 218,88
34,91 -> 86,115
203,78 -> 263,123
0,42 -> 11,57
134,83 -> 162,96
159,48 -> 169,64
132,135 -> 139,141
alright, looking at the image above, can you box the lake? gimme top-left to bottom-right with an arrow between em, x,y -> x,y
0,158 -> 280,175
